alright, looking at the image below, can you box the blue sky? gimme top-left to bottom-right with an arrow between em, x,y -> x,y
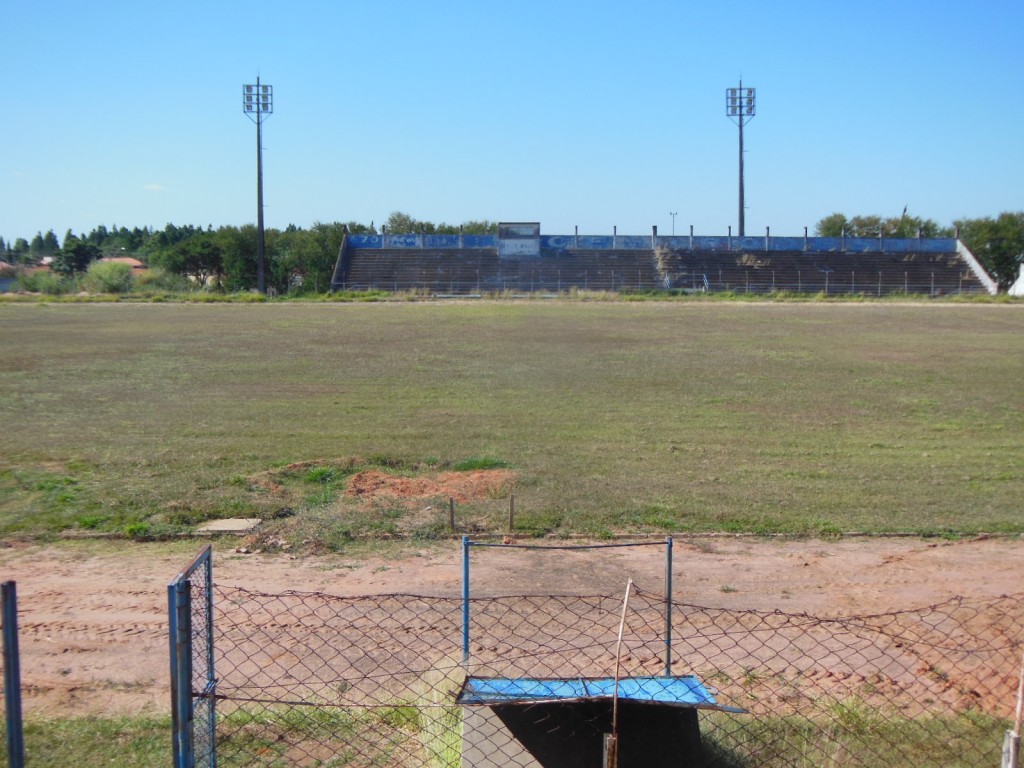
2,0 -> 1022,243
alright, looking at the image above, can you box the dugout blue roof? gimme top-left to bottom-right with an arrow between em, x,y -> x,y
456,675 -> 745,713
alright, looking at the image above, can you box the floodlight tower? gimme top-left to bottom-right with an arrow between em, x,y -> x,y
243,78 -> 273,293
726,80 -> 755,237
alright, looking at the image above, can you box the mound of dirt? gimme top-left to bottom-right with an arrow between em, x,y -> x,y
345,469 -> 516,505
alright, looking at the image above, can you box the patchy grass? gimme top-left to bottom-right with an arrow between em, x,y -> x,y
699,705 -> 1006,767
0,715 -> 171,767
0,302 -> 1022,544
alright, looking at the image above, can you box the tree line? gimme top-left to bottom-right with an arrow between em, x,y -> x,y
2,210 -> 1020,291
0,214 -> 498,295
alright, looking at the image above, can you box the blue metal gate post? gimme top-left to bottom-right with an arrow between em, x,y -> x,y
462,536 -> 470,663
664,537 -> 673,676
2,581 -> 25,768
169,578 -> 195,768
169,544 -> 215,768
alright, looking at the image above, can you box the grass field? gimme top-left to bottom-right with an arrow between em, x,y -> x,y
1,301 -> 1022,542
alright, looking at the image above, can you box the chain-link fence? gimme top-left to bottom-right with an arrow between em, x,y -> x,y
202,581 -> 1020,767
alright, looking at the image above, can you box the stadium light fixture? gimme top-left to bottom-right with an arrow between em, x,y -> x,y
670,212 -> 678,236
726,80 -> 755,237
243,78 -> 273,294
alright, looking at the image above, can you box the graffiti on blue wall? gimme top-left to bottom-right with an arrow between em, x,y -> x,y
345,232 -> 958,254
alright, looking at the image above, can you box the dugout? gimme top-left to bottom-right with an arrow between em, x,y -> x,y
456,674 -> 744,768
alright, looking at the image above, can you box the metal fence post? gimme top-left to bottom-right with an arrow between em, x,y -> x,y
169,545 -> 215,768
2,581 -> 25,768
664,538 -> 673,676
201,548 -> 216,768
169,578 -> 195,768
462,536 -> 470,663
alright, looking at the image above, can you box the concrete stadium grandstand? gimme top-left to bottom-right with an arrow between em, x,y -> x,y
331,222 -> 997,297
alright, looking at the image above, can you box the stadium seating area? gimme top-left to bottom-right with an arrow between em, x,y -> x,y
331,239 -> 992,296
658,248 -> 987,296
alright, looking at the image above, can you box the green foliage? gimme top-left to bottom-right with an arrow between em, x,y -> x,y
53,236 -> 101,276
2,715 -> 172,767
16,269 -> 72,294
81,260 -> 135,293
385,211 -> 424,234
814,211 -> 950,238
955,211 -> 1024,290
11,237 -> 31,263
303,488 -> 336,507
384,211 -> 498,235
134,267 -> 191,292
305,466 -> 338,484
149,231 -> 224,286
122,522 -> 150,538
29,229 -> 61,256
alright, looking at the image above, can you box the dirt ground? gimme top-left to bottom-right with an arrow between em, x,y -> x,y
0,533 -> 1021,719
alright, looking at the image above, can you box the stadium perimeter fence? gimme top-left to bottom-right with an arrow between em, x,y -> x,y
169,543 -> 1022,767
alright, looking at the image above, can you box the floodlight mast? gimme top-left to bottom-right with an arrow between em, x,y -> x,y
726,80 -> 755,237
243,78 -> 273,293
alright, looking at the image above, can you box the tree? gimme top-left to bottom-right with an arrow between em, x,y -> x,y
304,222 -> 347,292
147,229 -> 225,286
42,229 -> 60,253
12,238 -> 30,264
217,225 -> 258,291
385,211 -> 428,234
814,213 -> 848,237
87,224 -> 109,247
345,221 -> 376,235
814,211 -> 949,238
955,212 -> 1024,290
52,235 -> 100,276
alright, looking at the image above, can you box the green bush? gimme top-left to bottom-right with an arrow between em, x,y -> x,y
81,261 -> 135,294
16,270 -> 72,294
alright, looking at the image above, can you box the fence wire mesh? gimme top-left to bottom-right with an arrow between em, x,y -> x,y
204,582 -> 1021,767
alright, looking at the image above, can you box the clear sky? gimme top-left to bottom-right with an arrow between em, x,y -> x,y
2,0 -> 1022,244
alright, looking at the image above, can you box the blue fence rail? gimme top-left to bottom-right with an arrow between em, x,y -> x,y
169,546 -> 215,768
2,581 -> 25,768
345,233 -> 958,254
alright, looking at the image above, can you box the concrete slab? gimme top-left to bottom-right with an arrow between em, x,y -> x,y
195,518 -> 262,535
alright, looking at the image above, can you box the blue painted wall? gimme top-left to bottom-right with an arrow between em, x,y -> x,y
345,232 -> 958,254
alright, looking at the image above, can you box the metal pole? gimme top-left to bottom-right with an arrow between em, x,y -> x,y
462,536 -> 470,663
255,78 -> 266,294
244,79 -> 272,294
203,551 -> 216,768
2,582 -> 25,768
664,537 -> 673,676
738,94 -> 745,237
169,579 -> 194,768
728,81 -> 754,239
